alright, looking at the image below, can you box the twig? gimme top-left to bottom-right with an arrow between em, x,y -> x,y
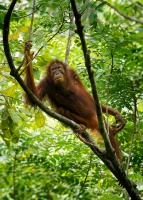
13,150 -> 17,200
129,0 -> 143,10
17,53 -> 26,71
126,85 -> 137,175
14,3 -> 45,19
136,109 -> 143,140
105,52 -> 114,133
65,5 -> 74,64
98,0 -> 143,25
28,0 -> 36,40
19,9 -> 65,75
17,0 -> 36,72
79,153 -> 93,194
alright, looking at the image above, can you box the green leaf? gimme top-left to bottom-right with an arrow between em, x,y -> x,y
35,111 -> 46,128
10,131 -> 20,144
0,5 -> 6,10
8,108 -> 20,124
89,12 -> 97,27
1,85 -> 16,97
95,2 -> 107,10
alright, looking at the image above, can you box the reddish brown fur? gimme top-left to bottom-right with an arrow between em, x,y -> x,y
25,58 -> 125,162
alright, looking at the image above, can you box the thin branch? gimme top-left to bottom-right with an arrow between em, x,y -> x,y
98,0 -> 143,25
104,52 -> 115,134
19,9 -> 65,75
17,0 -> 35,74
17,54 -> 26,71
65,5 -> 74,64
70,0 -> 114,158
14,3 -> 45,19
136,109 -> 143,140
79,153 -> 93,194
129,0 -> 143,10
28,0 -> 36,40
105,52 -> 114,134
126,85 -> 137,175
18,0 -> 36,73
71,153 -> 94,200
13,150 -> 17,200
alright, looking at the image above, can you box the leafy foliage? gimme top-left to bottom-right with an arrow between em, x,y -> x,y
0,0 -> 143,199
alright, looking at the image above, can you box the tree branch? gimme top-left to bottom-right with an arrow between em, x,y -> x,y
70,0 -> 141,199
129,0 -> 143,10
70,0 -> 114,158
98,0 -> 143,25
